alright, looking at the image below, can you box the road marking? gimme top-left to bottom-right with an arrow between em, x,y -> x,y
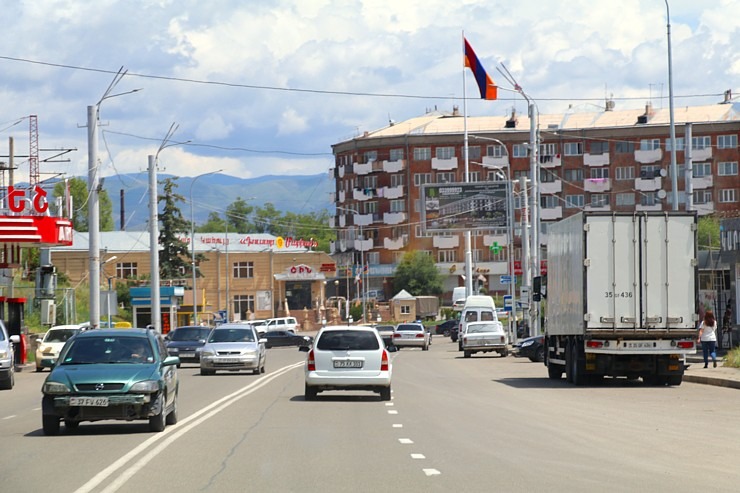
385,402 -> 394,406
392,424 -> 403,428
411,454 -> 425,459
75,361 -> 304,493
423,469 -> 441,476
399,438 -> 413,444
3,415 -> 16,420
32,407 -> 41,411
387,410 -> 398,415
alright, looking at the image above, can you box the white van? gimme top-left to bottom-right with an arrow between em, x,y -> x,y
265,317 -> 299,333
452,287 -> 467,311
458,296 -> 501,351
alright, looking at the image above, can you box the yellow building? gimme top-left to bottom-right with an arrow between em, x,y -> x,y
50,231 -> 337,328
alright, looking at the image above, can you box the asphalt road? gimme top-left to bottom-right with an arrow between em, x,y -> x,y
2,339 -> 740,492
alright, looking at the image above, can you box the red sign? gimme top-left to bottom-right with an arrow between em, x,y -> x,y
320,263 -> 336,272
513,260 -> 547,276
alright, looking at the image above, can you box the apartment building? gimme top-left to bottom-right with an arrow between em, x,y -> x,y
330,101 -> 740,302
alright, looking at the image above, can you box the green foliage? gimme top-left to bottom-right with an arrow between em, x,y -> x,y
158,177 -> 192,280
726,347 -> 740,368
226,197 -> 255,233
52,177 -> 114,231
392,251 -> 443,296
349,303 -> 364,322
697,216 -> 720,250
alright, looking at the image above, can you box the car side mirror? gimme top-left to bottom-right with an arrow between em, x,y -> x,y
298,346 -> 310,353
163,356 -> 180,367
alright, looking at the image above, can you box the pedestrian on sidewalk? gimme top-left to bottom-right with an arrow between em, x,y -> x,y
698,310 -> 718,368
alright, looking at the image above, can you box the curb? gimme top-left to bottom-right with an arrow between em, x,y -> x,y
683,373 -> 740,389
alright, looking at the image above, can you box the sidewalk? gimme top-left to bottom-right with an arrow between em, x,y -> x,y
683,351 -> 740,389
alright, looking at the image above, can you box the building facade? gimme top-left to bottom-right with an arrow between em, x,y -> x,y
330,102 -> 740,304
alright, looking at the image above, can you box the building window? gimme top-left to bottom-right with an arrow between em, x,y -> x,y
413,173 -> 432,186
718,161 -> 738,176
363,150 -> 377,163
436,172 -> 456,183
590,194 -> 610,207
512,144 -> 528,158
693,190 -> 711,204
468,171 -> 480,182
467,146 -> 481,160
233,261 -> 254,279
589,141 -> 609,154
541,195 -> 559,209
589,168 -> 609,179
541,169 -> 558,183
513,170 -> 529,180
615,166 -> 635,180
361,175 -> 377,189
390,199 -> 405,212
616,193 -> 635,206
438,250 -> 457,263
401,305 -> 411,315
665,137 -> 685,151
693,162 -> 711,177
563,169 -> 583,182
719,189 -> 738,203
391,174 -> 404,187
389,148 -> 404,161
234,295 -> 255,320
692,136 -> 711,150
486,170 -> 506,181
486,145 -> 506,157
640,165 -> 661,178
564,142 -> 583,156
413,147 -> 431,160
436,146 -> 455,159
367,252 -> 379,264
392,252 -> 405,263
540,143 -> 558,156
640,139 -> 660,151
116,262 -> 137,279
717,135 -> 737,149
615,141 -> 635,153
640,191 -> 658,206
565,195 -> 584,209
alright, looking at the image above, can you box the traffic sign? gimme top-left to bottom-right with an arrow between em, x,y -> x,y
503,295 -> 512,311
500,275 -> 513,284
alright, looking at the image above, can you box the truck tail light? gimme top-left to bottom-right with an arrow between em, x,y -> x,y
307,349 -> 315,371
381,350 -> 389,371
586,340 -> 604,349
677,341 -> 695,349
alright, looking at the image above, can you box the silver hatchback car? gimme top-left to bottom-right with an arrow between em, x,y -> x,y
301,325 -> 397,401
199,324 -> 267,375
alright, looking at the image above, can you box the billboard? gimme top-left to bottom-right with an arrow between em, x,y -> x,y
420,181 -> 509,233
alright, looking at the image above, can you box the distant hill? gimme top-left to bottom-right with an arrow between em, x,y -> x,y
101,172 -> 335,230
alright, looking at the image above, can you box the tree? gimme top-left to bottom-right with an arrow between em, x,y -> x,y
392,251 -> 443,296
198,212 -> 227,233
52,177 -> 114,231
226,197 -> 254,233
253,203 -> 281,234
158,177 -> 194,280
697,216 -> 720,250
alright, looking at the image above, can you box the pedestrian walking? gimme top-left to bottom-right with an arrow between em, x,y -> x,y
698,310 -> 718,368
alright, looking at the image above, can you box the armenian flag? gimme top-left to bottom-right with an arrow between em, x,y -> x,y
464,37 -> 497,100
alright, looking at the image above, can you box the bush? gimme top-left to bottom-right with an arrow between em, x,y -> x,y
725,347 -> 740,368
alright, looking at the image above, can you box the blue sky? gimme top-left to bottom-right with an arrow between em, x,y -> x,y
0,0 -> 737,184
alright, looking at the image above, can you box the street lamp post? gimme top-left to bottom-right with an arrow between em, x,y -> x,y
101,255 -> 117,329
190,170 -> 222,325
665,0 -> 679,210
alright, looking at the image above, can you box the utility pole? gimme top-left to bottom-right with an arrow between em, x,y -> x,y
149,155 -> 161,332
87,104 -> 101,329
529,103 -> 541,337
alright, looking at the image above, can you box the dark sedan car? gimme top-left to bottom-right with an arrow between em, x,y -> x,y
435,319 -> 459,336
165,326 -> 213,365
263,330 -> 313,349
512,334 -> 545,362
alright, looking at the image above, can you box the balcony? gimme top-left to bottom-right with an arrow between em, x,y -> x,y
583,152 -> 610,167
338,165 -> 345,178
433,236 -> 460,249
540,180 -> 562,194
381,185 -> 404,200
481,155 -> 509,168
383,159 -> 406,173
692,175 -> 713,189
635,177 -> 662,192
694,201 -> 715,216
355,213 -> 373,227
384,235 -> 408,250
328,216 -> 335,229
431,156 -> 459,171
636,203 -> 662,212
634,148 -> 663,164
584,203 -> 611,212
692,147 -> 712,161
584,178 -> 611,193
353,188 -> 375,201
355,237 -> 374,252
383,211 -> 407,225
329,239 -> 348,254
539,154 -> 562,169
354,161 -> 372,175
338,190 -> 346,203
483,234 -> 508,248
540,206 -> 563,221
338,215 -> 347,228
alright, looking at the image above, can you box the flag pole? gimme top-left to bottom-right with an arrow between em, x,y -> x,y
462,34 -> 473,299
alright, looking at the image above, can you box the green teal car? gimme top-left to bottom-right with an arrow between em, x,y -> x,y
41,329 -> 179,435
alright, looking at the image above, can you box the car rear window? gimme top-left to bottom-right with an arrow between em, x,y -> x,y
171,327 -> 212,341
467,323 -> 502,334
396,324 -> 422,332
45,329 -> 79,343
316,330 -> 380,351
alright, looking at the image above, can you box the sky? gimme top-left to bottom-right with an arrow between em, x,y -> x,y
1,0 -> 738,187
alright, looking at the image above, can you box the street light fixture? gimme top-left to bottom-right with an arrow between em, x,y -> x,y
101,255 -> 117,329
336,205 -> 365,323
190,169 -> 222,325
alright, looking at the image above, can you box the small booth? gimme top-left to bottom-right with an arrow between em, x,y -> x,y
390,289 -> 417,323
129,286 -> 185,334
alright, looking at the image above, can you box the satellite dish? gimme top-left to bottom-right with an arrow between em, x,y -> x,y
657,190 -> 667,199
660,168 -> 668,177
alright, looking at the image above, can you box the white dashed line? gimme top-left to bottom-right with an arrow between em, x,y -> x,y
385,402 -> 394,406
411,454 -> 425,459
392,424 -> 403,428
3,415 -> 16,420
399,438 -> 413,444
423,469 -> 441,476
388,410 -> 398,415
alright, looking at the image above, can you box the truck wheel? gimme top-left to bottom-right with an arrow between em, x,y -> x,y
547,364 -> 563,380
565,339 -> 574,383
666,375 -> 683,386
570,339 -> 585,386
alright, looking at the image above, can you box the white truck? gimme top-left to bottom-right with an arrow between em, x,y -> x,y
544,212 -> 698,386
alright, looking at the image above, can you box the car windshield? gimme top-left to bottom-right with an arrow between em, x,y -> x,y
44,329 -> 79,343
171,327 -> 212,341
467,323 -> 501,334
396,324 -> 422,332
61,336 -> 154,365
316,330 -> 380,351
209,329 -> 255,343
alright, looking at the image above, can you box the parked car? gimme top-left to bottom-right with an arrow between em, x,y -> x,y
393,322 -> 431,351
165,326 -> 213,366
461,321 -> 508,358
301,325 -> 396,400
264,330 -> 313,348
199,324 -> 267,375
40,329 -> 179,435
374,324 -> 396,347
458,296 -> 499,351
34,324 -> 85,372
265,317 -> 298,333
513,334 -> 545,362
435,319 -> 459,336
0,320 -> 20,390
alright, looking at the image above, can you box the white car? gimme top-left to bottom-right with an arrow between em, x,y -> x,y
34,325 -> 85,372
265,317 -> 298,333
0,321 -> 20,390
461,321 -> 508,358
392,323 -> 431,350
301,325 -> 397,401
199,324 -> 267,375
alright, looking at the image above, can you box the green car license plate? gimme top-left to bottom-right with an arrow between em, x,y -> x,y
70,396 -> 109,407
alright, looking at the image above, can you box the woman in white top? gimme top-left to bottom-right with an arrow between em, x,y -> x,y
698,310 -> 718,368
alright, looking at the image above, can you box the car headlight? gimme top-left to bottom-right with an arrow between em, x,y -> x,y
521,340 -> 534,347
130,380 -> 160,393
200,348 -> 216,357
242,350 -> 257,357
43,381 -> 71,394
